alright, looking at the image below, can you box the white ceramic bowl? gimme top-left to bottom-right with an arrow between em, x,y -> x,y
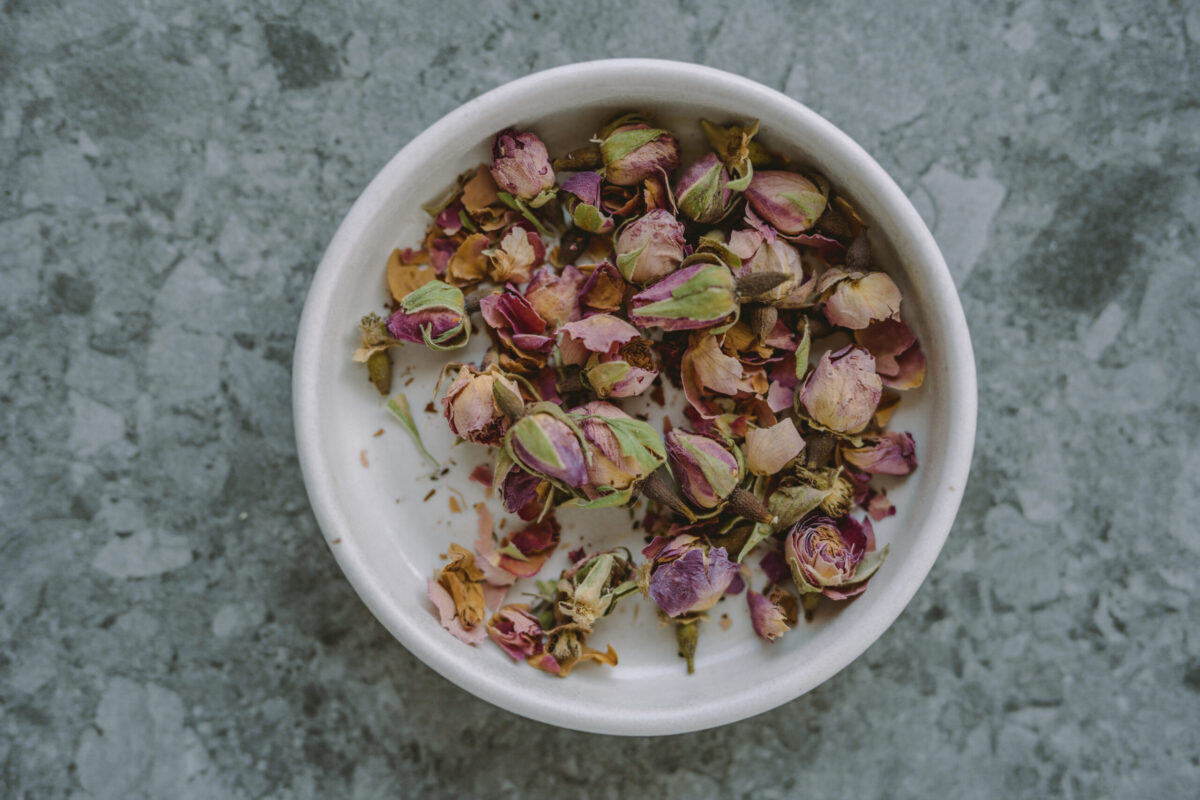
293,59 -> 976,735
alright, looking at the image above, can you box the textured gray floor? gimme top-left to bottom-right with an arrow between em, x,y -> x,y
2,1 -> 1199,797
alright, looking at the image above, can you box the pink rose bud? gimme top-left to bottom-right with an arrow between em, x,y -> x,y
490,129 -> 555,203
674,152 -> 734,224
599,118 -> 681,186
441,364 -> 522,446
615,209 -> 687,284
504,403 -> 588,489
571,400 -> 666,496
797,345 -> 882,434
557,315 -> 659,399
628,262 -> 738,331
665,430 -> 742,510
785,515 -> 888,600
745,170 -> 827,235
385,280 -> 468,350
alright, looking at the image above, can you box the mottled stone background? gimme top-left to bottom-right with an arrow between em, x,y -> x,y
2,0 -> 1198,797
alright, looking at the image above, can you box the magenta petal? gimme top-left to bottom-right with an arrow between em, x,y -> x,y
558,314 -> 640,354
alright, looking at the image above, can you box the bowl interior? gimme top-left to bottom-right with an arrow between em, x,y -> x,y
293,60 -> 975,735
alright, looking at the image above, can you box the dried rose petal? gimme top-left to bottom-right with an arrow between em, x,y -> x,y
745,419 -> 805,476
747,586 -> 798,642
822,271 -> 902,330
487,604 -> 544,660
561,171 -> 614,233
855,318 -> 926,390
842,431 -> 917,475
495,517 -> 561,578
428,543 -> 488,644
487,225 -> 545,285
524,265 -> 585,330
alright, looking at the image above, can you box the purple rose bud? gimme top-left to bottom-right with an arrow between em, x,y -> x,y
642,534 -> 740,617
524,265 -> 585,330
441,365 -> 522,446
665,430 -> 742,510
628,262 -> 738,331
785,515 -> 888,600
675,153 -> 733,224
615,209 -> 687,284
745,170 -> 828,235
797,345 -> 882,434
747,586 -> 798,642
842,431 -> 917,475
560,171 -> 614,234
487,604 -> 545,660
490,129 -> 555,202
385,280 -> 468,350
600,120 -> 681,186
504,403 -> 588,489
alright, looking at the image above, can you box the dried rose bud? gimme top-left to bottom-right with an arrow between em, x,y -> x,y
739,235 -> 814,308
557,549 -> 637,632
854,318 -> 926,390
557,315 -> 658,399
842,431 -> 917,475
745,419 -> 805,476
747,585 -> 798,642
797,345 -> 882,434
571,400 -> 666,499
745,170 -> 828,235
486,604 -> 544,660
560,171 -> 614,234
665,430 -> 742,510
385,280 -> 469,351
785,515 -> 888,600
599,116 -> 681,186
615,209 -> 687,284
818,269 -> 902,330
485,225 -> 545,285
640,534 -> 740,618
490,128 -> 555,205
503,402 -> 588,489
675,152 -> 734,224
628,262 -> 737,331
441,364 -> 522,446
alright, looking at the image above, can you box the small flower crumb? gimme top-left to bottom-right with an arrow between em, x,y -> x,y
438,552 -> 447,560
404,376 -> 415,386
373,428 -> 385,437
498,518 -> 507,530
423,489 -> 437,502
719,614 -> 732,631
449,495 -> 462,513
332,538 -> 342,544
360,450 -> 369,467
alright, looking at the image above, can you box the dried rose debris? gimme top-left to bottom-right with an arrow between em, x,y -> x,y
355,114 -> 925,675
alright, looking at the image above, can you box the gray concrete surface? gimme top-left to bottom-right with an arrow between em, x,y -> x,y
2,0 -> 1199,797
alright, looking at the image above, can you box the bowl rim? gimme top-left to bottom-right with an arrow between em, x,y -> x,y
292,57 -> 977,735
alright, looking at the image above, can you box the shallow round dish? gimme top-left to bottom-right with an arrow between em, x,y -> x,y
292,59 -> 977,736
